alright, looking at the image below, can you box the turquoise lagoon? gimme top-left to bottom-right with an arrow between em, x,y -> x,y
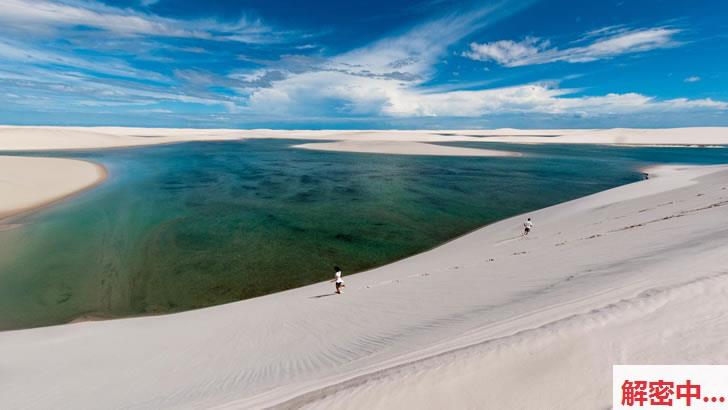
0,139 -> 726,330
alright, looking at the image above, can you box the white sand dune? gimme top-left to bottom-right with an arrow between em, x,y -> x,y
292,140 -> 518,156
0,126 -> 245,151
1,163 -> 726,409
444,127 -> 728,146
1,126 -> 726,154
0,155 -> 106,221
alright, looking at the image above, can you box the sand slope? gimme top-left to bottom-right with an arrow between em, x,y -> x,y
0,164 -> 726,409
0,155 -> 106,221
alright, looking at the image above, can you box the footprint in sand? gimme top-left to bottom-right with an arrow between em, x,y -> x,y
512,251 -> 527,256
495,236 -> 523,246
365,277 -> 403,289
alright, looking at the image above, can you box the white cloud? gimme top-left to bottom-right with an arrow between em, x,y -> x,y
684,76 -> 701,83
465,27 -> 681,67
246,72 -> 727,118
0,0 -> 275,43
384,84 -> 727,117
241,7 -> 504,113
239,12 -> 723,120
0,39 -> 167,81
2,0 -> 722,124
463,37 -> 548,65
242,8 -> 509,115
335,12 -> 489,79
248,71 -> 393,116
0,57 -> 240,112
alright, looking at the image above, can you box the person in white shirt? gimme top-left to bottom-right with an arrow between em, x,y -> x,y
331,266 -> 345,294
523,217 -> 533,236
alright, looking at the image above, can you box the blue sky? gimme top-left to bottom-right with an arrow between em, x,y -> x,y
1,0 -> 726,128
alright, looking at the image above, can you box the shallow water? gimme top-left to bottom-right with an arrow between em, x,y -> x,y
0,140 -> 726,330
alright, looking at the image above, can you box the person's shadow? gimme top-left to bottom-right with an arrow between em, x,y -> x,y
309,293 -> 337,299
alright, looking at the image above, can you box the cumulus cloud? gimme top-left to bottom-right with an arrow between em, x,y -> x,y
236,7 -> 726,122
240,3 -> 544,110
241,14 -> 721,120
465,26 -> 681,66
238,6 -> 509,113
247,76 -> 727,119
463,37 -> 548,65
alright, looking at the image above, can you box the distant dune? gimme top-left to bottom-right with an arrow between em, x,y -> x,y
1,125 -> 726,152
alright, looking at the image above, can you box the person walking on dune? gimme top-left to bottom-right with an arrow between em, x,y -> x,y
331,266 -> 345,294
523,217 -> 533,236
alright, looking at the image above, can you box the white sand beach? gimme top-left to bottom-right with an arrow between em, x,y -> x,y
0,157 -> 726,408
0,155 -> 106,222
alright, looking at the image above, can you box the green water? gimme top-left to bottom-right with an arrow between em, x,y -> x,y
1,140 -> 726,330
